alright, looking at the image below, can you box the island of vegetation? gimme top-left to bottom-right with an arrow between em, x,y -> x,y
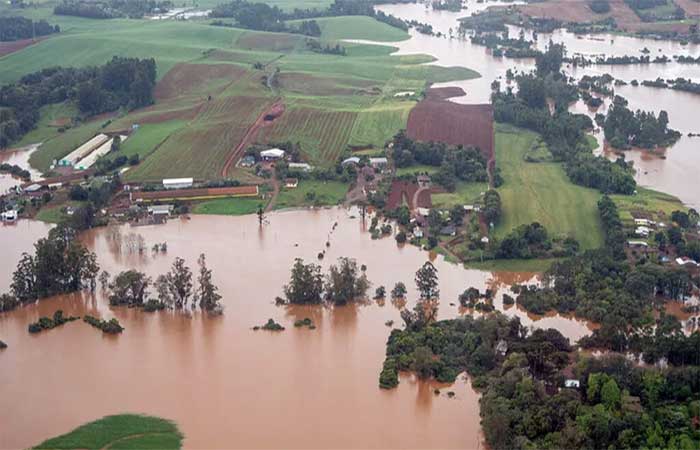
32,414 -> 183,449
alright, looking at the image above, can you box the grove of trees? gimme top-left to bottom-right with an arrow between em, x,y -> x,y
0,17 -> 59,41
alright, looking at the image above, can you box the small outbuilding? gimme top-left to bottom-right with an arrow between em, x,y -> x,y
564,379 -> 580,389
285,178 -> 299,188
369,157 -> 388,169
341,156 -> 360,166
288,162 -> 312,172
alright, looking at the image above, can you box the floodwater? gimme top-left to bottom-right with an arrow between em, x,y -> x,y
0,144 -> 42,194
0,210 -> 594,449
376,1 -> 700,207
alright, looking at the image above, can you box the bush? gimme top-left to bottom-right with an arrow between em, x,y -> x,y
83,315 -> 124,334
379,357 -> 399,389
27,310 -> 80,333
143,299 -> 165,312
261,318 -> 285,331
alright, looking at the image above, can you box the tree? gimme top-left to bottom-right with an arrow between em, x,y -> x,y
413,346 -> 434,378
257,204 -> 266,226
374,285 -> 386,299
284,258 -> 323,304
11,253 -> 35,301
391,282 -> 407,299
156,257 -> 193,308
450,204 -> 464,226
109,270 -> 150,306
415,261 -> 439,300
600,378 -> 621,409
196,253 -> 221,312
110,135 -> 121,153
324,257 -> 369,305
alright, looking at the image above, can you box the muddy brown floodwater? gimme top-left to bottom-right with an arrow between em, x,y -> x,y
0,144 -> 43,194
0,209 -> 595,449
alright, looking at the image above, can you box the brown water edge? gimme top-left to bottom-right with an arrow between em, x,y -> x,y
0,144 -> 43,194
0,209 -> 592,449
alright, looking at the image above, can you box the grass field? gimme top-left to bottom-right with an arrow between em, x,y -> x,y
193,197 -> 266,215
115,120 -> 188,161
466,257 -> 560,272
494,124 -> 604,250
288,16 -> 409,42
611,187 -> 686,223
274,180 -> 348,209
33,414 -> 183,450
29,118 -> 107,172
432,181 -> 488,209
14,103 -> 77,148
35,201 -> 84,223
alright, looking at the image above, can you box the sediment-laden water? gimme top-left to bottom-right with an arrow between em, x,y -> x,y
0,210 -> 595,449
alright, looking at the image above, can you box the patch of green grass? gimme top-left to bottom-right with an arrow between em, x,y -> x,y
395,164 -> 441,177
465,258 -> 560,272
288,16 -> 409,42
611,187 -> 685,222
14,102 -> 78,147
193,196 -> 265,215
35,201 -> 85,224
274,179 -> 348,209
432,181 -> 488,209
115,120 -> 188,161
33,414 -> 183,450
494,123 -> 604,250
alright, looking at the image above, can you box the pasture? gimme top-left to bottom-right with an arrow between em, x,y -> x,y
493,124 -> 604,250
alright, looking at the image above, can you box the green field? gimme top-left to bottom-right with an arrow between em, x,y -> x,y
193,196 -> 266,215
289,16 -> 409,42
611,187 -> 686,223
33,414 -> 183,450
14,103 -> 78,148
274,180 -> 348,209
3,11 -> 480,182
432,181 -> 488,209
35,201 -> 85,223
466,257 -> 560,272
494,124 -> 604,250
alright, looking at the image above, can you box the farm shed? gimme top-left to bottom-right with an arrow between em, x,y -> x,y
163,178 -> 194,190
260,148 -> 285,160
76,135 -> 129,170
59,134 -> 110,167
133,185 -> 259,203
285,178 -> 299,188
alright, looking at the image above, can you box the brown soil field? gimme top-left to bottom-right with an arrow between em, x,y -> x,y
236,31 -> 303,52
407,100 -> 494,163
154,63 -> 247,101
278,73 -> 378,97
0,37 -> 45,57
675,0 -> 700,18
517,0 -> 693,32
387,180 -> 432,210
424,87 -> 467,101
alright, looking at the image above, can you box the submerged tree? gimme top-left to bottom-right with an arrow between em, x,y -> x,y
284,258 -> 324,304
391,282 -> 407,299
109,270 -> 151,306
196,254 -> 221,312
415,261 -> 439,300
324,257 -> 370,305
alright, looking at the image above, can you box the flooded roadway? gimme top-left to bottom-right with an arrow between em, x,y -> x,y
0,210 -> 594,449
376,1 -> 700,208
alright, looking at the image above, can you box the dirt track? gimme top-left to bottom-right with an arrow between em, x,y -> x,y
221,100 -> 285,177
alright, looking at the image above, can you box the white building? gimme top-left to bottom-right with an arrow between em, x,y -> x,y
417,207 -> 430,217
564,379 -> 580,389
341,156 -> 360,166
162,178 -> 193,190
628,240 -> 649,248
1,210 -> 18,221
369,157 -> 388,169
676,257 -> 699,267
260,148 -> 286,160
635,226 -> 651,237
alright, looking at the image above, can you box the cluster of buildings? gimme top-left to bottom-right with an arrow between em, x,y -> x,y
55,133 -> 128,171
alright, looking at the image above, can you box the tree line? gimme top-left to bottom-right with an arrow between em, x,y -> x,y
0,17 -> 59,41
104,254 -> 222,313
209,0 -> 409,34
0,225 -> 99,312
492,43 -> 638,195
282,257 -> 370,305
54,0 -> 173,19
0,56 -> 156,148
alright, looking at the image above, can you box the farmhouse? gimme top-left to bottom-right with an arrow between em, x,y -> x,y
163,178 -> 194,190
260,148 -> 285,160
133,185 -> 258,203
1,210 -> 18,221
628,240 -> 649,248
285,178 -> 299,188
417,207 -> 430,217
635,226 -> 651,237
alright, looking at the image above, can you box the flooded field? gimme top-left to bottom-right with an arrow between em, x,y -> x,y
376,1 -> 700,207
0,144 -> 42,194
0,210 -> 594,449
